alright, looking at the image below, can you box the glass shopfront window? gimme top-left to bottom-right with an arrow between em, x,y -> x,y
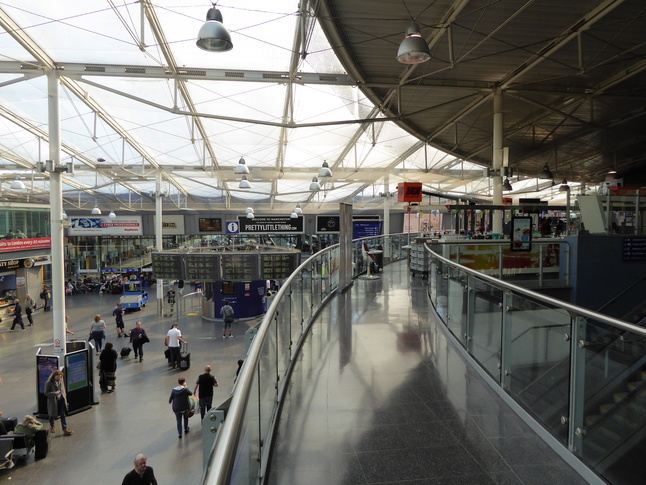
0,207 -> 50,240
65,235 -> 197,278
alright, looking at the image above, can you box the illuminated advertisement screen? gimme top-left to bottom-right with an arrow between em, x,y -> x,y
64,352 -> 88,391
510,217 -> 532,252
37,355 -> 59,393
199,218 -> 222,232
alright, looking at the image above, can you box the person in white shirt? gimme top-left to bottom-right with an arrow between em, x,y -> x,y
166,323 -> 186,369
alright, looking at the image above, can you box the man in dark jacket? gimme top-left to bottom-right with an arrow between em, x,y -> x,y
121,454 -> 157,485
10,299 -> 24,330
168,377 -> 192,439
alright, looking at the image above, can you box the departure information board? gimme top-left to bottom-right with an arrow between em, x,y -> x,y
152,253 -> 184,279
261,253 -> 299,280
185,253 -> 221,281
221,254 -> 259,281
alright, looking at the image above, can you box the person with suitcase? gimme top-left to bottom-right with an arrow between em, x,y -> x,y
98,342 -> 118,393
166,323 -> 186,370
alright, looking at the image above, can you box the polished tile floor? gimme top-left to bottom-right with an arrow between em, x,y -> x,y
268,261 -> 589,484
0,288 -> 253,484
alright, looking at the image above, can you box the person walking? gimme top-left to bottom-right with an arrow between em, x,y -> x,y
40,285 -> 51,311
166,323 -> 186,369
220,300 -> 234,339
194,365 -> 219,420
129,321 -> 149,362
65,315 -> 75,338
10,299 -> 24,331
44,370 -> 73,435
89,314 -> 107,354
121,453 -> 158,485
25,294 -> 35,326
98,342 -> 118,393
113,302 -> 127,337
168,377 -> 192,439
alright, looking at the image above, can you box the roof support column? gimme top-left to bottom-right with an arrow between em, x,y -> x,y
383,176 -> 391,259
492,89 -> 504,235
48,69 -> 66,357
156,172 -> 164,314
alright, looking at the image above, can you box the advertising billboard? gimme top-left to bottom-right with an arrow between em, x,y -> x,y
68,216 -> 143,236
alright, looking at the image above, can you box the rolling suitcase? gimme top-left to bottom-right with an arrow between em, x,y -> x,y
120,346 -> 131,358
179,343 -> 190,370
34,428 -> 51,460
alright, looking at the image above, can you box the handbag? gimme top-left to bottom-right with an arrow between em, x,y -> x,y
141,333 -> 150,344
164,348 -> 171,359
184,408 -> 195,418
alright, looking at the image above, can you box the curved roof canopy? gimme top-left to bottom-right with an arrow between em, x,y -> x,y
1,0 -> 644,214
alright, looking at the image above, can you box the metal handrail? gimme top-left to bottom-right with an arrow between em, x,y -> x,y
441,239 -> 570,286
425,242 -> 646,339
204,244 -> 339,484
203,233 -> 410,484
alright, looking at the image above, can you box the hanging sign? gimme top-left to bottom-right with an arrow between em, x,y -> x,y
238,216 -> 303,234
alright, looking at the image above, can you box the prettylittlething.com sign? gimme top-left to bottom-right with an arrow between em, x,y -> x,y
237,216 -> 303,234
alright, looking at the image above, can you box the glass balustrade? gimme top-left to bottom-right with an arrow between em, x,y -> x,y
205,234 -> 646,485
203,234 -> 410,485
424,241 -> 646,485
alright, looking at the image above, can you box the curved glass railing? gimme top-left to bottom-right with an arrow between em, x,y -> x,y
202,233 -> 411,485
424,242 -> 646,484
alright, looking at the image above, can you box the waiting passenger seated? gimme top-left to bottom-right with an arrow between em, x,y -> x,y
15,230 -> 26,239
14,415 -> 42,448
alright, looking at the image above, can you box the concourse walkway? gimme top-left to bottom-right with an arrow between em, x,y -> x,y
268,260 -> 588,484
0,289 -> 252,484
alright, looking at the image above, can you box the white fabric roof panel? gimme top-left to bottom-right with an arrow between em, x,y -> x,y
0,0 -> 582,214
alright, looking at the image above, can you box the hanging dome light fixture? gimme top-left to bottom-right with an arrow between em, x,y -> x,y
238,175 -> 251,189
234,157 -> 250,175
309,177 -> 321,191
196,5 -> 233,52
10,176 -> 26,190
396,23 -> 431,65
539,164 -> 554,179
318,161 -> 332,178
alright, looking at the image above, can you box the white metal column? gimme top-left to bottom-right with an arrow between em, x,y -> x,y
48,70 -> 66,357
492,89 -> 504,235
156,172 -> 164,314
383,176 -> 391,259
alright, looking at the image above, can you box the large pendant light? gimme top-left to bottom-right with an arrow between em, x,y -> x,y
196,6 -> 233,52
396,23 -> 430,65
